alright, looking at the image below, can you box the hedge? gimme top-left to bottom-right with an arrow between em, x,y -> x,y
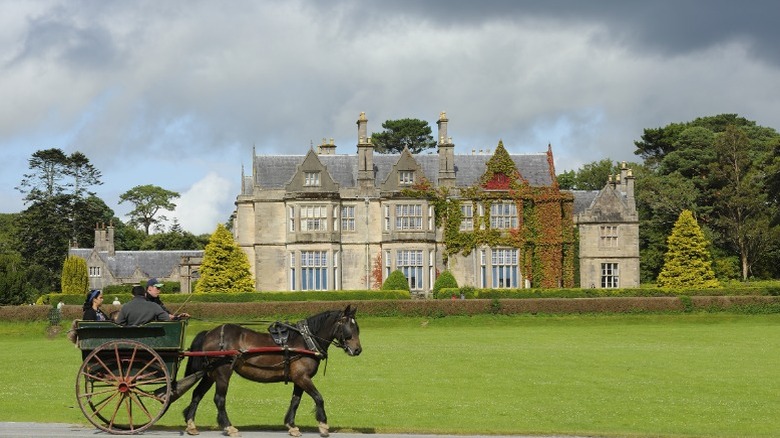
5,296 -> 780,322
436,285 -> 780,299
37,289 -> 411,306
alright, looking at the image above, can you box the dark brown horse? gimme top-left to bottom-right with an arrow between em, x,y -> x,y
181,305 -> 362,437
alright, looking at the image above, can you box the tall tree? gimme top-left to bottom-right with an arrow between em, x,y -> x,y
657,210 -> 719,288
371,118 -> 437,154
195,224 -> 255,293
66,152 -> 103,199
0,253 -> 33,305
15,196 -> 72,292
119,185 -> 180,235
709,125 -> 774,280
633,115 -> 780,281
70,195 -> 116,248
15,148 -> 70,203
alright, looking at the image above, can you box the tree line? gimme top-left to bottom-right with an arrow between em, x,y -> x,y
2,114 -> 779,304
560,114 -> 780,283
1,148 -> 211,304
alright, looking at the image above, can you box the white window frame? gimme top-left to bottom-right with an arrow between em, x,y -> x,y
490,202 -> 518,229
289,252 -> 296,290
491,248 -> 519,288
300,205 -> 327,231
397,249 -> 424,291
385,250 -> 391,279
88,266 -> 101,277
304,171 -> 321,187
301,251 -> 328,291
399,170 -> 414,185
395,204 -> 423,230
601,263 -> 619,288
600,225 -> 619,248
341,205 -> 356,231
460,203 -> 473,231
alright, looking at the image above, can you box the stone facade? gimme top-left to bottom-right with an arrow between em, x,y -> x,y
234,112 -> 640,296
69,224 -> 203,293
575,166 -> 640,288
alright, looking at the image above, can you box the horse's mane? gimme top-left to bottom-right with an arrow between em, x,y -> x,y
303,309 -> 341,333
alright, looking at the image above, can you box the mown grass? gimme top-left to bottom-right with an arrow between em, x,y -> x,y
0,313 -> 778,437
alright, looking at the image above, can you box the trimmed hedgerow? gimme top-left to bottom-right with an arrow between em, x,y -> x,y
5,296 -> 780,322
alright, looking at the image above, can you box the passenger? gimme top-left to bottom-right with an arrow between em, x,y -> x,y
82,289 -> 107,321
116,285 -> 170,326
145,278 -> 190,320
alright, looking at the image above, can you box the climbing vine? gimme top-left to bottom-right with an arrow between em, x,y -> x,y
401,140 -> 576,288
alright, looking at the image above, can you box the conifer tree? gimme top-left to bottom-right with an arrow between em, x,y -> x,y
195,224 -> 255,293
657,210 -> 720,288
61,255 -> 88,295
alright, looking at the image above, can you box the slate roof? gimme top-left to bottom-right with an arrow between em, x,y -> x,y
252,152 -> 554,189
571,190 -> 600,215
70,249 -> 203,279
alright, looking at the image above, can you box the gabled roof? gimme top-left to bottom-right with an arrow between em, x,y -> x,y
252,151 -> 554,190
70,249 -> 203,279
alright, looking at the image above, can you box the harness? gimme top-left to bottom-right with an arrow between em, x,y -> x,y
206,315 -> 348,384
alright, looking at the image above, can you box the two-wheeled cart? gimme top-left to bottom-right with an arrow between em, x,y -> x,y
74,320 -> 319,435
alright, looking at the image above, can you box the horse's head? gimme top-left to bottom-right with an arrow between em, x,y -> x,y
334,305 -> 362,356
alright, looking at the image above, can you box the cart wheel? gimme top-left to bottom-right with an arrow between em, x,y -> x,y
76,340 -> 172,434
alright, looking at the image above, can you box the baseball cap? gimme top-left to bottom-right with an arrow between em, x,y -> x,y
146,278 -> 164,288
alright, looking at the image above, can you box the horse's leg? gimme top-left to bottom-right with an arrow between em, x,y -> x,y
213,366 -> 240,437
284,384 -> 305,437
297,376 -> 329,437
182,375 -> 215,436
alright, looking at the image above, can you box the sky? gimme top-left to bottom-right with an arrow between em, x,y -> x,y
2,0 -> 779,235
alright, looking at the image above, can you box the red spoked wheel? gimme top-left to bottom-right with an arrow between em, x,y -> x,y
76,340 -> 172,434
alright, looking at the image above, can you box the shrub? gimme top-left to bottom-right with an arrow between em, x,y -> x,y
433,270 -> 458,296
382,270 -> 410,292
60,256 -> 88,296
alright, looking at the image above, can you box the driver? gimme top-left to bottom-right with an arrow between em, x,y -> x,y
116,285 -> 170,326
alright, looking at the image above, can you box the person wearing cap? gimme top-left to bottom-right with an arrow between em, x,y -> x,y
117,285 -> 170,326
146,278 -> 190,320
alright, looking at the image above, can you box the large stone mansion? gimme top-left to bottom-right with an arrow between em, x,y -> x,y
232,112 -> 639,295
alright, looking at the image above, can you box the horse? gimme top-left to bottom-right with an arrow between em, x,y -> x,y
181,305 -> 362,437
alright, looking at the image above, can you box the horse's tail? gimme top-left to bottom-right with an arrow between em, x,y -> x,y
184,330 -> 209,376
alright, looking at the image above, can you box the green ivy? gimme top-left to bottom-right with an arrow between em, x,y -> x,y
402,142 -> 576,288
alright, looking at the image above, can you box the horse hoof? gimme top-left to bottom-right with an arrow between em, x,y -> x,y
224,426 -> 241,437
318,422 -> 330,437
186,419 -> 199,435
287,425 -> 302,437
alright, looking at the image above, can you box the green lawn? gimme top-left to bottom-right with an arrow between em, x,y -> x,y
0,313 -> 778,437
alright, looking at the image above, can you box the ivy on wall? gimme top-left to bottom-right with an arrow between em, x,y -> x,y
402,141 -> 576,288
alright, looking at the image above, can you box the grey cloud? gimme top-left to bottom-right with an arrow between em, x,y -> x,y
10,12 -> 119,70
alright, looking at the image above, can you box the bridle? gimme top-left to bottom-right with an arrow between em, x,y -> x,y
330,314 -> 357,353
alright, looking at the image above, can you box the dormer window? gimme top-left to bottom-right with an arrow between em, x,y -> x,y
304,172 -> 321,187
399,170 -> 414,185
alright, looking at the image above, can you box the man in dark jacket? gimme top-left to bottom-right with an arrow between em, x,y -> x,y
145,278 -> 189,319
117,285 -> 170,326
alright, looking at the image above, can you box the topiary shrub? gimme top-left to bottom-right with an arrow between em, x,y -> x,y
382,270 -> 410,292
433,270 -> 458,296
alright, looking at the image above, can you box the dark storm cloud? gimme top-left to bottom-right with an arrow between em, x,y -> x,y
315,0 -> 780,65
